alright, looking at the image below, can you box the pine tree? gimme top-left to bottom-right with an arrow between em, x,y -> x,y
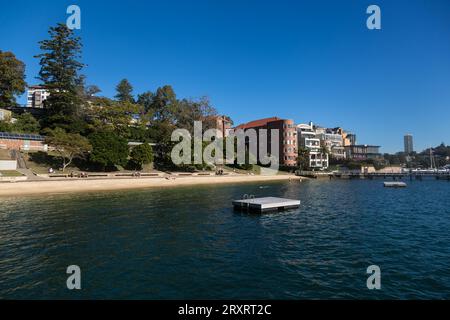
115,79 -> 134,103
35,23 -> 85,132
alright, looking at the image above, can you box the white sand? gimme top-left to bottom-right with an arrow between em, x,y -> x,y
0,175 -> 301,197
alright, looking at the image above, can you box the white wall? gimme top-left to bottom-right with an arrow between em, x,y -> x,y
0,160 -> 17,170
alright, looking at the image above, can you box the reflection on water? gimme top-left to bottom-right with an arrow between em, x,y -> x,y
1,179 -> 450,299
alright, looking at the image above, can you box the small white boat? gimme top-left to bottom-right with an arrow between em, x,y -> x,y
384,182 -> 407,188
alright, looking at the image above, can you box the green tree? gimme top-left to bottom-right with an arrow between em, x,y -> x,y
0,50 -> 27,108
84,84 -> 101,99
13,113 -> 40,133
297,147 -> 310,170
150,121 -> 177,170
89,131 -> 129,170
0,121 -> 13,132
235,149 -> 256,171
87,97 -> 141,138
44,127 -> 92,172
176,97 -> 218,133
137,91 -> 155,114
130,143 -> 154,170
115,79 -> 134,103
434,143 -> 450,157
35,23 -> 85,132
151,85 -> 178,123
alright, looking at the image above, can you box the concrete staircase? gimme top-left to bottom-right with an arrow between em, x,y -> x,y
11,150 -> 45,181
10,150 -> 26,169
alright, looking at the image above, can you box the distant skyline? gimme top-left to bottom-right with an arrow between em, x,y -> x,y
1,0 -> 449,153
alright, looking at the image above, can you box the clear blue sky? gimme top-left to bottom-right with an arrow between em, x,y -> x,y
1,0 -> 449,153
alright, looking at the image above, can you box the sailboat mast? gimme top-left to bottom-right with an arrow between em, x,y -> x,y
430,147 -> 435,170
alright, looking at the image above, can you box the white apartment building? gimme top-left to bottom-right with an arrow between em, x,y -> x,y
26,85 -> 50,108
316,128 -> 346,160
297,122 -> 329,169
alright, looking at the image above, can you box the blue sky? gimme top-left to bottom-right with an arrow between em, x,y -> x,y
1,0 -> 449,153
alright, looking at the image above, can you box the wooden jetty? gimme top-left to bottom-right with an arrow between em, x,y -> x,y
232,197 -> 301,213
327,172 -> 450,181
384,181 -> 407,188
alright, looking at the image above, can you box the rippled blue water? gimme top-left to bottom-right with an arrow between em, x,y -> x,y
1,179 -> 449,299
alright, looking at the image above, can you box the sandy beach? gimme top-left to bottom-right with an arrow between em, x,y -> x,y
0,174 -> 302,197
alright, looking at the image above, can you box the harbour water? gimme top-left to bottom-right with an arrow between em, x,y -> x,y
1,179 -> 450,299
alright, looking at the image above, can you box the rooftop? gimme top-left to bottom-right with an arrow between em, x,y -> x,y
0,132 -> 45,141
348,144 -> 381,148
27,85 -> 49,91
234,117 -> 281,130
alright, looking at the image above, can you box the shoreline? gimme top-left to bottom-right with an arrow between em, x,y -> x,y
0,175 -> 302,197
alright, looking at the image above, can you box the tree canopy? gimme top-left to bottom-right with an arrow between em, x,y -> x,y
130,143 -> 154,170
89,131 -> 129,170
297,147 -> 310,170
35,23 -> 85,132
115,79 -> 134,103
44,127 -> 92,172
12,113 -> 41,134
0,50 -> 27,108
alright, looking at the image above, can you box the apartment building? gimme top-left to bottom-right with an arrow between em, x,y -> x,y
344,144 -> 381,161
297,122 -> 328,169
234,117 -> 297,167
341,131 -> 356,147
316,127 -> 346,160
26,85 -> 50,108
404,134 -> 414,154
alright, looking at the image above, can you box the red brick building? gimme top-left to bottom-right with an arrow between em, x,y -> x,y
234,117 -> 297,167
0,132 -> 48,152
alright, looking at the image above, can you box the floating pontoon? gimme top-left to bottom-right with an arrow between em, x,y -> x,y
232,197 -> 301,213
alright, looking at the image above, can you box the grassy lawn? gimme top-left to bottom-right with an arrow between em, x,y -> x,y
21,151 -> 158,174
224,165 -> 262,175
0,170 -> 23,177
21,151 -> 74,174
